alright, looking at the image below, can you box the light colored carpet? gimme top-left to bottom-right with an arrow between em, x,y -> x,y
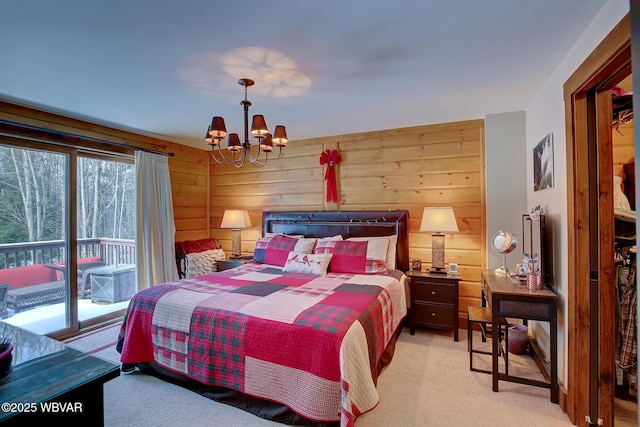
69,323 -> 573,426
355,329 -> 572,427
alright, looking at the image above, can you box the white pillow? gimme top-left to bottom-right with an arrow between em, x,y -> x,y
185,249 -> 226,277
282,252 -> 333,276
293,237 -> 317,254
347,235 -> 398,269
262,234 -> 316,253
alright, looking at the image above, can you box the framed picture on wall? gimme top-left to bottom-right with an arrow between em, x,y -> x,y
533,133 -> 554,191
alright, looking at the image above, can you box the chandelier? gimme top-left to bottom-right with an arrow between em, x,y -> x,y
205,78 -> 288,168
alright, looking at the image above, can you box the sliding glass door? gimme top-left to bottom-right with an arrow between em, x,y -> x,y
0,144 -> 136,335
76,155 -> 135,329
0,144 -> 72,334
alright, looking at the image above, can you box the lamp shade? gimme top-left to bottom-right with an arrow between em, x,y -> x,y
204,127 -> 216,145
208,116 -> 227,138
221,210 -> 252,229
259,133 -> 274,152
420,207 -> 459,233
227,133 -> 242,153
251,115 -> 268,137
272,125 -> 288,146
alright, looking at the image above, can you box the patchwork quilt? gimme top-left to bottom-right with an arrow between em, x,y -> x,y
117,262 -> 407,426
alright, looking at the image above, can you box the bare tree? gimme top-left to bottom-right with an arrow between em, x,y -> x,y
0,146 -> 135,248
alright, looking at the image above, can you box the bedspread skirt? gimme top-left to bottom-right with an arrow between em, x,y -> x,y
136,327 -> 401,427
117,263 -> 407,426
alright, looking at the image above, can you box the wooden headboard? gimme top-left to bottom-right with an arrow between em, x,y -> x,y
262,210 -> 410,272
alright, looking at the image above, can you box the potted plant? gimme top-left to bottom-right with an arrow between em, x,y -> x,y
0,337 -> 13,379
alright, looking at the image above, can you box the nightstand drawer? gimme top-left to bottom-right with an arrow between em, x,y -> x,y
412,302 -> 455,326
413,282 -> 456,304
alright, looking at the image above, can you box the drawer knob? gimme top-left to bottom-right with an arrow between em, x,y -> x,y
431,312 -> 436,317
431,290 -> 437,296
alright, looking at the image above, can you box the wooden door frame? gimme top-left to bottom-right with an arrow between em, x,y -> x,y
564,14 -> 631,426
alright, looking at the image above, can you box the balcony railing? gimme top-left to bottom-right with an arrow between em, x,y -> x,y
0,238 -> 135,269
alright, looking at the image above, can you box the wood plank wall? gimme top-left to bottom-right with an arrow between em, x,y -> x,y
0,102 -> 487,320
211,118 -> 487,319
170,151 -> 211,242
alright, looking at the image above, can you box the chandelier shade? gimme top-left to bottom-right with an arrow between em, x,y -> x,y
251,115 -> 268,136
205,78 -> 288,168
260,133 -> 274,152
227,133 -> 242,152
208,116 -> 227,139
272,125 -> 288,146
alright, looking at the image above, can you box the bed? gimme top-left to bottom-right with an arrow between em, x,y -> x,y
117,210 -> 409,426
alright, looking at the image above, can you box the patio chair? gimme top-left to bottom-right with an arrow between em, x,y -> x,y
77,260 -> 106,298
44,259 -> 106,298
175,238 -> 222,279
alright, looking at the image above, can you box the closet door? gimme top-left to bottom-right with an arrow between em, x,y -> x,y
563,16 -> 632,424
595,88 -> 615,426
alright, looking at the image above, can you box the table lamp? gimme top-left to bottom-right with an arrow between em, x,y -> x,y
420,207 -> 459,274
221,210 -> 251,258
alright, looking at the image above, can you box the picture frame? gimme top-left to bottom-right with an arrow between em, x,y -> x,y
533,133 -> 554,191
411,258 -> 422,271
448,263 -> 458,275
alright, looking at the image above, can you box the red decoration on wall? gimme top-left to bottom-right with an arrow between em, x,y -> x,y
319,149 -> 341,203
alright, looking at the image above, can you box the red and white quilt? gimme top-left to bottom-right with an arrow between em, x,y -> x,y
117,262 -> 406,426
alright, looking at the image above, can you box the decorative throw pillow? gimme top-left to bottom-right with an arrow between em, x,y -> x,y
178,238 -> 221,254
253,235 -> 315,266
295,237 -> 317,253
263,235 -> 317,253
313,239 -> 389,274
185,249 -> 226,277
282,252 -> 333,276
347,235 -> 398,270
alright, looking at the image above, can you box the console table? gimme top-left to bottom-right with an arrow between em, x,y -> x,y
481,270 -> 558,403
0,323 -> 119,425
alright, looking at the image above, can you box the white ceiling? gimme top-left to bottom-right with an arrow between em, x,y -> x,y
0,1 -> 608,149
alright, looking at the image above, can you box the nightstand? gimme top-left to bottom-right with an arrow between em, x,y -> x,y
405,271 -> 460,341
216,257 -> 252,272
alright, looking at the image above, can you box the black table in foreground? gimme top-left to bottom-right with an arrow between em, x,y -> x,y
0,323 -> 120,425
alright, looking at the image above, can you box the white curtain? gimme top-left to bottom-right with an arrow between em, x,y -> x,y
135,151 -> 178,289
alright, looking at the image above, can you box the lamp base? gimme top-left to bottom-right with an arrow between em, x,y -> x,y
428,268 -> 448,275
431,233 -> 446,272
231,229 -> 242,258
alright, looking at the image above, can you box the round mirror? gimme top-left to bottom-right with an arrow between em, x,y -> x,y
491,230 -> 518,254
491,230 -> 517,274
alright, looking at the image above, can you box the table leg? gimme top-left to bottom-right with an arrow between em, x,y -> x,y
551,313 -> 559,403
492,311 -> 499,392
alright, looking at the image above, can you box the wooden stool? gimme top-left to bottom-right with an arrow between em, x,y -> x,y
467,306 -> 508,374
